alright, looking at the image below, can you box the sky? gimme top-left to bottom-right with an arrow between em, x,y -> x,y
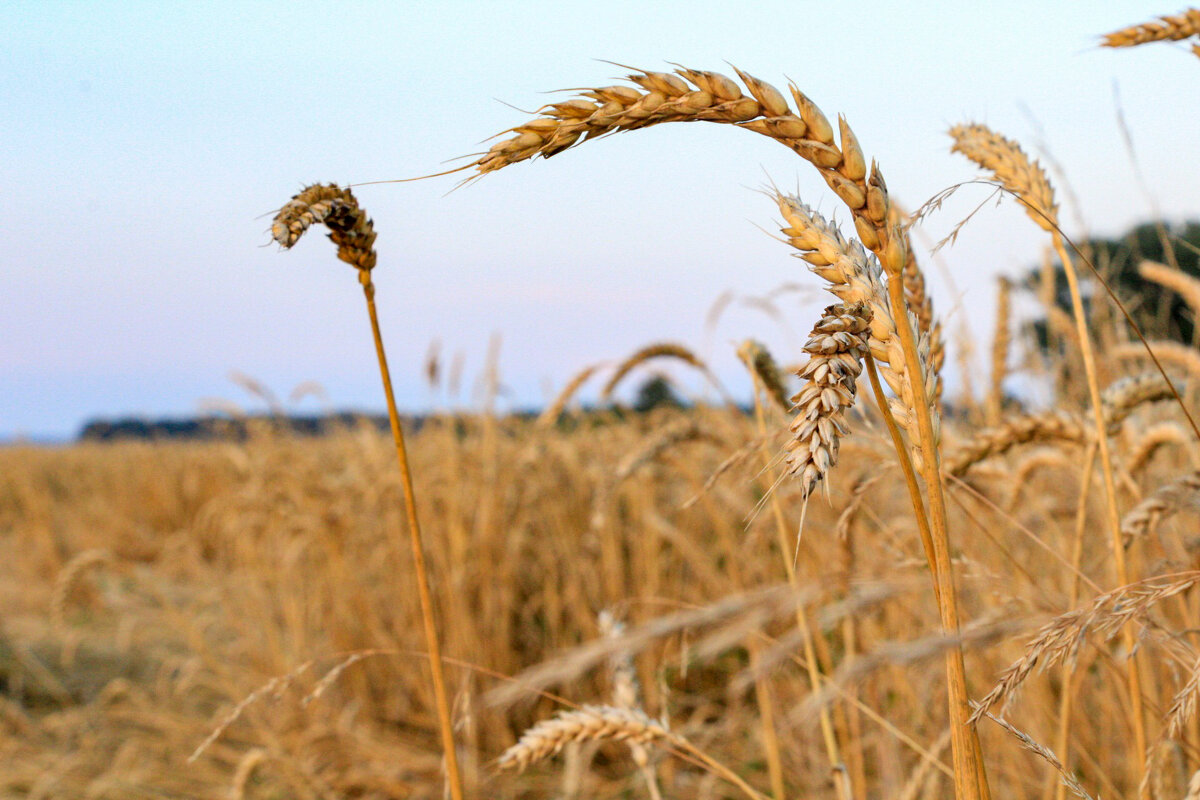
2,1 -> 1198,440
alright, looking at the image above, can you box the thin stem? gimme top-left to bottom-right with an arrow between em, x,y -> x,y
1049,443 -> 1096,800
360,270 -> 465,800
1050,234 -> 1148,791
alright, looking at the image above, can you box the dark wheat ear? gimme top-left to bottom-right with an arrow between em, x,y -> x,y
271,183 -> 377,271
785,302 -> 872,501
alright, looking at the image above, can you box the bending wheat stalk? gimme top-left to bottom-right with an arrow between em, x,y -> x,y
271,184 -> 465,800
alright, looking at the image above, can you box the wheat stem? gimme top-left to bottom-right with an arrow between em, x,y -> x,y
360,271 -> 466,800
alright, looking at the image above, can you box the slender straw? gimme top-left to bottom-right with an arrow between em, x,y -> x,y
359,268 -> 466,800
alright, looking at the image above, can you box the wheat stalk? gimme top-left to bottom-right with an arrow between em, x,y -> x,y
987,277 -> 1011,425
270,183 -> 464,800
950,122 -> 1149,782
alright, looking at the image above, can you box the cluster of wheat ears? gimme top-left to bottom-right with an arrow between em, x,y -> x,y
271,10 -> 1199,800
5,7 -> 1200,800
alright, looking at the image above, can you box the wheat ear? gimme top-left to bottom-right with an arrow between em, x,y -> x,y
785,303 -> 872,500
972,572 -> 1200,722
465,65 -> 943,382
1140,260 -> 1200,320
471,64 -> 977,799
951,122 -> 1148,781
1101,8 -> 1200,47
1113,340 -> 1200,380
600,342 -> 719,402
1120,469 -> 1200,547
538,362 -> 605,427
1127,422 -> 1191,474
50,549 -> 112,628
736,339 -> 791,413
271,184 -> 464,800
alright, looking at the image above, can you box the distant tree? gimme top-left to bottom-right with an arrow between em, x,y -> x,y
632,375 -> 685,412
1021,220 -> 1200,354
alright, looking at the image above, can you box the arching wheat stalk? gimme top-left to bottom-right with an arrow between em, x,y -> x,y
271,183 -> 465,800
449,64 -> 980,800
950,123 -> 1149,789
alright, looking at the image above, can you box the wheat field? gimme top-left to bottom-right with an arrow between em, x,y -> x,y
4,9 -> 1200,800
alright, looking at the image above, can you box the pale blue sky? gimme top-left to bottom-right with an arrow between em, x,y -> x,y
2,1 -> 1197,439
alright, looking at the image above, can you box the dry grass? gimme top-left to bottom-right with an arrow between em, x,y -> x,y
7,10 -> 1200,800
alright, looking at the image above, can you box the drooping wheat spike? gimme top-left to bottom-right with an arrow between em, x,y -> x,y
1120,469 -> 1200,547
271,183 -> 377,270
497,706 -> 672,772
1101,371 -> 1177,433
1127,422 -> 1191,474
600,342 -> 716,402
1101,8 -> 1200,47
972,572 -> 1200,722
538,362 -> 605,427
987,277 -> 1011,425
785,303 -> 872,500
736,339 -> 790,413
50,549 -> 112,628
1140,260 -> 1200,320
944,411 -> 1088,478
949,125 -> 1058,232
228,749 -> 268,800
1113,340 -> 1200,380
